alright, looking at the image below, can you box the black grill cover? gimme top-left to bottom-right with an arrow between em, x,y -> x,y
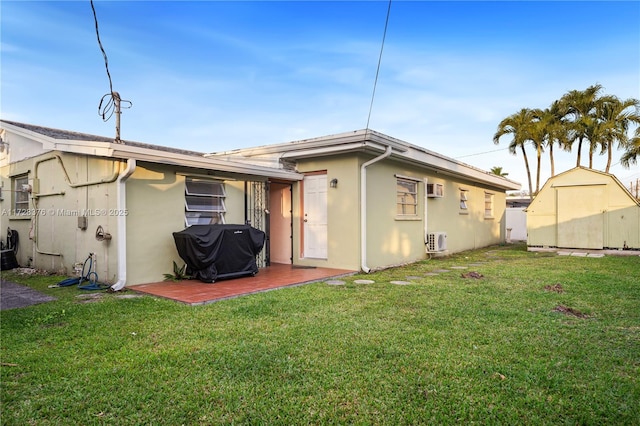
172,224 -> 265,283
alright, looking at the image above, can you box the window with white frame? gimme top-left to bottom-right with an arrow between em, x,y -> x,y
13,175 -> 29,214
484,192 -> 494,218
459,189 -> 469,212
185,177 -> 226,226
396,178 -> 418,216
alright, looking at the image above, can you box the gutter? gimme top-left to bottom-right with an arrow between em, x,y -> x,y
360,145 -> 393,273
110,159 -> 136,291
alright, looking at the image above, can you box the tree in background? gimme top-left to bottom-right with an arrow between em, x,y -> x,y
560,84 -> 603,167
620,127 -> 640,168
490,166 -> 509,177
538,100 -> 570,177
494,85 -> 639,185
596,96 -> 640,172
493,108 -> 535,199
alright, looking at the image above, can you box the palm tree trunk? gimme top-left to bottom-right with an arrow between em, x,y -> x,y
520,145 -> 534,200
536,144 -> 542,194
549,143 -> 555,176
576,137 -> 583,167
605,141 -> 613,173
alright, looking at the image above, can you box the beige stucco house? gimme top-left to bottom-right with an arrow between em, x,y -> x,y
1,121 -> 519,288
526,167 -> 640,250
208,129 -> 520,271
0,120 -> 301,288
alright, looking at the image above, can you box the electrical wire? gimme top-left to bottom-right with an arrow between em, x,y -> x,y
90,0 -> 131,123
455,147 -> 510,159
365,0 -> 392,133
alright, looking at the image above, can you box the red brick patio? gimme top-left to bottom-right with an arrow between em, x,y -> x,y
130,263 -> 355,305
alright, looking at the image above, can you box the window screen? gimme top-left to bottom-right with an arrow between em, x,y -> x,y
397,178 -> 418,216
185,178 -> 226,226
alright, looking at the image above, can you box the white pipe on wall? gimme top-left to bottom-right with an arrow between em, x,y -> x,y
423,177 -> 429,246
360,145 -> 393,273
110,159 -> 136,291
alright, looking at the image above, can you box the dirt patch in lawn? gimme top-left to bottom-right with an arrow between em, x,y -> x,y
461,271 -> 484,279
553,304 -> 589,318
544,283 -> 565,293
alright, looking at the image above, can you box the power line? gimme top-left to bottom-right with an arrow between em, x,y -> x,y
90,0 -> 131,142
455,147 -> 510,159
91,0 -> 113,96
365,0 -> 392,132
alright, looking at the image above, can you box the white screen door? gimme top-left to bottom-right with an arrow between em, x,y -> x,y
303,174 -> 328,258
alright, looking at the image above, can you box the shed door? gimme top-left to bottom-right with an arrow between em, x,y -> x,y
303,174 -> 328,259
556,186 -> 604,249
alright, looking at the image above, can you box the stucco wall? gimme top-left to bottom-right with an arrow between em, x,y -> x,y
1,151 -> 120,280
293,153 -> 507,271
125,163 -> 185,285
364,159 -> 426,269
0,129 -> 48,168
294,155 -> 361,270
1,153 -> 256,285
125,165 -> 252,285
366,160 -> 505,267
224,181 -> 246,224
424,176 -> 505,254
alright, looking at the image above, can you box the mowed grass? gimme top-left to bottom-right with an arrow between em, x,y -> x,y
1,243 -> 639,425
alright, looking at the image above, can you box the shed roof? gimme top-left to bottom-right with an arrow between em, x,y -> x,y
531,166 -> 640,207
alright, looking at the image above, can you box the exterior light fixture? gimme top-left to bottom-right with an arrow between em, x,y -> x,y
330,178 -> 338,188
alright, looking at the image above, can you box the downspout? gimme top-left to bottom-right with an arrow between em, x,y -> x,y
423,177 -> 429,247
110,159 -> 136,291
360,145 -> 393,273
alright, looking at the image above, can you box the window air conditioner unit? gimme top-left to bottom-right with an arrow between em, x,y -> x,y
427,183 -> 444,198
427,232 -> 447,252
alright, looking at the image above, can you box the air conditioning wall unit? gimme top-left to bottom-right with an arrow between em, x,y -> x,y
426,183 -> 444,198
427,232 -> 447,252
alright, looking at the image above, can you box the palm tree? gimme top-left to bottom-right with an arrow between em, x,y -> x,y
560,84 -> 603,167
493,108 -> 536,199
542,100 -> 570,177
596,96 -> 640,172
527,109 -> 548,194
490,166 -> 509,177
620,127 -> 640,168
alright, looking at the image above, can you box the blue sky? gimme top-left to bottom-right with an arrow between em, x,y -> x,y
2,1 -> 639,189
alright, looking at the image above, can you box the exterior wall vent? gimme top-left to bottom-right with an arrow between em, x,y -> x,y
427,183 -> 444,198
427,232 -> 447,252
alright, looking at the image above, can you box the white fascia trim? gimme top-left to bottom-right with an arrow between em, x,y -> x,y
209,128 -> 518,191
108,145 -> 303,180
392,148 -> 521,191
207,129 -> 409,158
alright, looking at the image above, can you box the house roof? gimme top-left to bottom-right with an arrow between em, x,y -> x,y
0,120 -> 303,181
207,129 -> 521,191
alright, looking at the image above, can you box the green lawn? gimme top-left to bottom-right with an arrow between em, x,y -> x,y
1,243 -> 639,425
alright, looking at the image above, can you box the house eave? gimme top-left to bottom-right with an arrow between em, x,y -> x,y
1,121 -> 302,181
107,144 -> 303,181
211,128 -> 520,191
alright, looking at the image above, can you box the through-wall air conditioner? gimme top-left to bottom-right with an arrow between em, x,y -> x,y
427,232 -> 447,252
426,183 -> 444,198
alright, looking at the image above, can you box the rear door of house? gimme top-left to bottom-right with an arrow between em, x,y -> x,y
303,174 -> 328,259
556,185 -> 604,249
